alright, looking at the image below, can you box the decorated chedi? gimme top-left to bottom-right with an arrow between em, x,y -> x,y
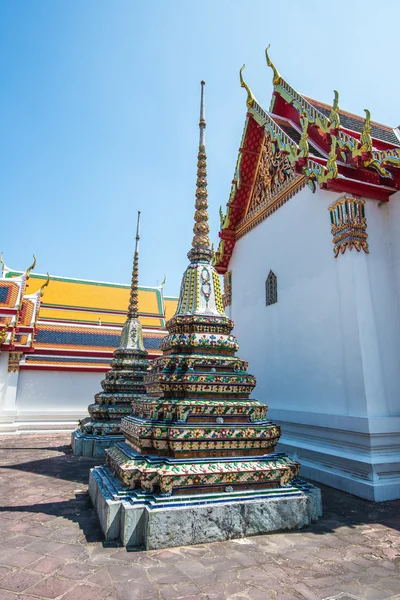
89,82 -> 321,549
72,212 -> 150,457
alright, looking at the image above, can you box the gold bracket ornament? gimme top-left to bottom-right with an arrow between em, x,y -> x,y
8,352 -> 22,372
0,325 -> 9,345
329,197 -> 369,257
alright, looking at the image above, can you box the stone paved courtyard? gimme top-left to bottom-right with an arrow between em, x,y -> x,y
0,434 -> 399,600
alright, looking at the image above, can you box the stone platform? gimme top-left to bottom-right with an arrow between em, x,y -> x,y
89,464 -> 322,550
71,430 -> 124,458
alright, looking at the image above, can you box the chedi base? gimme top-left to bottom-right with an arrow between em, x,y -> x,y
71,430 -> 125,458
89,465 -> 322,550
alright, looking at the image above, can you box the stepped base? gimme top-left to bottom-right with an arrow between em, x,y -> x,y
89,465 -> 322,549
71,430 -> 125,457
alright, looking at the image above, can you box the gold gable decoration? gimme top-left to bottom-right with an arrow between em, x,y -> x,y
247,134 -> 296,218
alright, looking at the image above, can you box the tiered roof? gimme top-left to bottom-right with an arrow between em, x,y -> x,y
214,47 -> 400,273
1,261 -> 178,371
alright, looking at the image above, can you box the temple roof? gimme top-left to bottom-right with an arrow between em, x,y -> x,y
1,265 -> 178,370
213,49 -> 400,274
5,271 -> 173,329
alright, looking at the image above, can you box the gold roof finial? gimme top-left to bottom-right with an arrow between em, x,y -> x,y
189,81 -> 211,263
26,255 -> 36,281
0,253 -> 5,277
239,65 -> 255,109
329,90 -> 341,130
127,211 -> 141,319
265,45 -> 281,86
360,109 -> 372,153
39,273 -> 50,297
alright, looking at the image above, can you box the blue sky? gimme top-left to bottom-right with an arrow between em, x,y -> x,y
1,0 -> 399,297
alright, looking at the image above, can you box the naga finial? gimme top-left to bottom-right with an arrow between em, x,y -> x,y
160,274 -> 166,288
299,113 -> 310,158
360,109 -> 372,153
239,65 -> 255,109
219,205 -> 225,227
188,81 -> 211,263
39,273 -> 50,297
326,136 -> 339,179
265,44 -> 281,86
26,255 -> 36,280
329,90 -> 341,130
0,253 -> 4,277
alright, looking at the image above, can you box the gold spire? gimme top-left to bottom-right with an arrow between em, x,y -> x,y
127,211 -> 141,319
189,81 -> 212,263
240,65 -> 255,109
265,45 -> 281,86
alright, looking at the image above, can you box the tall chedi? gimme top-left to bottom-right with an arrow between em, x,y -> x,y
89,83 -> 321,548
72,212 -> 150,457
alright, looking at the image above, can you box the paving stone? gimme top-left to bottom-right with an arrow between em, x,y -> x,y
0,570 -> 44,592
23,574 -> 76,598
30,555 -> 68,574
55,561 -> 99,580
60,583 -> 110,600
1,550 -> 42,568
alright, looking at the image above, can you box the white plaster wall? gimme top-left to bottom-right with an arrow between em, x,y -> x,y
228,186 -> 400,500
17,370 -> 102,416
356,198 -> 400,417
0,352 -> 18,420
229,186 -> 369,417
0,369 -> 103,432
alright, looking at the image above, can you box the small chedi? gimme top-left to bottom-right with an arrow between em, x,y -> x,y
89,82 -> 321,549
72,213 -> 149,457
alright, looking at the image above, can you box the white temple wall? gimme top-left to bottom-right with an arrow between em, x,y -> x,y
228,185 -> 400,501
229,186 -> 366,416
0,368 -> 102,434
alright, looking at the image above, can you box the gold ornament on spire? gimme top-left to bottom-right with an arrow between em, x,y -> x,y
239,65 -> 255,109
190,81 -> 211,259
127,211 -> 141,319
265,45 -> 281,86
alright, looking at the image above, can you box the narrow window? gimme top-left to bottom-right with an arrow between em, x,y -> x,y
266,271 -> 277,306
